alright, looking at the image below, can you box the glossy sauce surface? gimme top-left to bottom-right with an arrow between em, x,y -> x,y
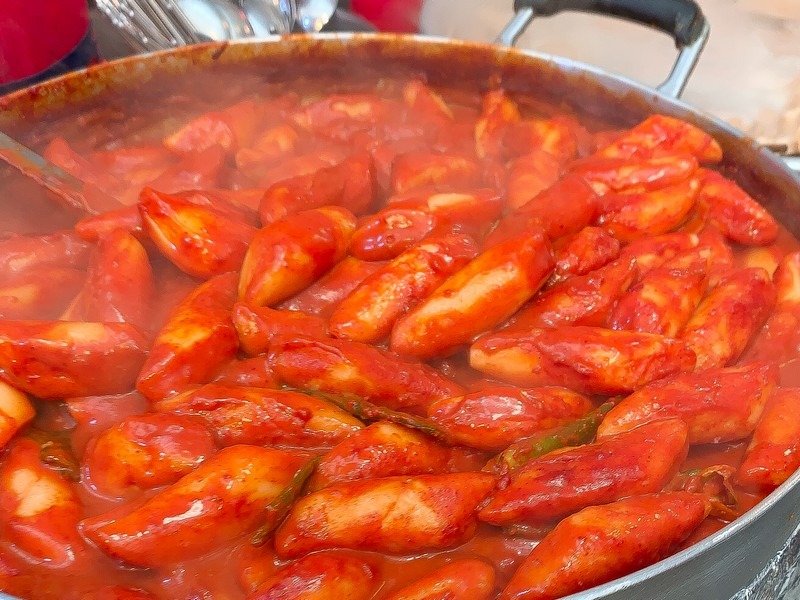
0,67 -> 798,600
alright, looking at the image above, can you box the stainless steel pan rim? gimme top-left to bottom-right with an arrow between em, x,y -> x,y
0,32 -> 798,600
567,467 -> 800,599
3,31 -> 793,175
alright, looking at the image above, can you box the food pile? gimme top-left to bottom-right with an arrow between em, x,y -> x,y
0,77 -> 799,600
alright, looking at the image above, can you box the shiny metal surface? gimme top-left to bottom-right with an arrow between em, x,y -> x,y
733,521 -> 800,599
140,0 -> 201,46
495,2 -> 710,99
0,131 -> 98,213
295,0 -> 337,32
175,0 -> 255,40
95,0 -> 294,50
0,34 -> 798,599
657,19 -> 709,98
239,0 -> 294,35
95,0 -> 175,51
495,6 -> 535,47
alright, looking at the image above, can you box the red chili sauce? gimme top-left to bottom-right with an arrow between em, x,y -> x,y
0,67 -> 797,600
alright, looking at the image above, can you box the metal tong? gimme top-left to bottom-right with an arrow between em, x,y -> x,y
96,0 -> 203,52
96,0 -> 296,53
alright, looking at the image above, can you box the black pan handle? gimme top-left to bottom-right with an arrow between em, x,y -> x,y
512,0 -> 705,47
496,0 -> 710,99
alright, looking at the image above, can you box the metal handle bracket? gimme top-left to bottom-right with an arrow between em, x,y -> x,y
496,0 -> 710,99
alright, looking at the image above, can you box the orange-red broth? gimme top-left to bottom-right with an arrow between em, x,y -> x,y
0,71 -> 798,599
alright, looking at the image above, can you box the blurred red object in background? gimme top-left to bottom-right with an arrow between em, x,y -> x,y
351,0 -> 423,32
0,0 -> 95,90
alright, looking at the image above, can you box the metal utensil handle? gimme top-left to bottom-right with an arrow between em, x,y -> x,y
0,131 -> 119,215
497,0 -> 710,99
162,0 -> 205,45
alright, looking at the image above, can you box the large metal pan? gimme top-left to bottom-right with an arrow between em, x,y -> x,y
1,1 -> 799,598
